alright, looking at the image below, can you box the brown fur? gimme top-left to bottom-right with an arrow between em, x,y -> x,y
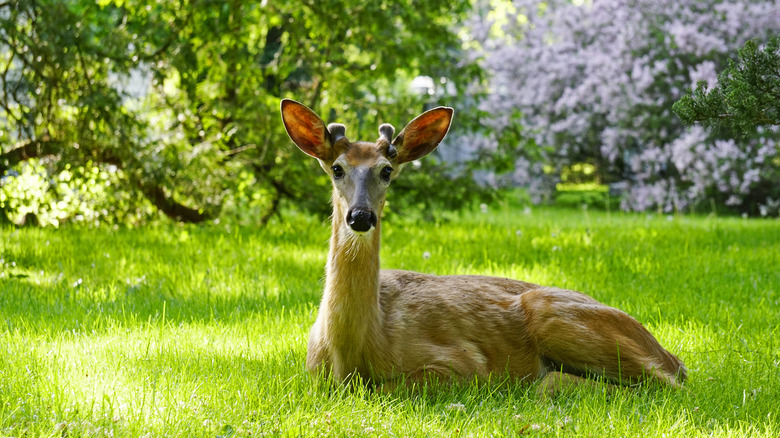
281,99 -> 686,394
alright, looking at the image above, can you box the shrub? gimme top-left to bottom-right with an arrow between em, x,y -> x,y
470,0 -> 780,215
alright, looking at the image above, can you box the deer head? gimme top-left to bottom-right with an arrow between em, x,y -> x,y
281,99 -> 453,235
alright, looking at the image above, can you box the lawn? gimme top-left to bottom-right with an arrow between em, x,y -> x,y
1,204 -> 779,437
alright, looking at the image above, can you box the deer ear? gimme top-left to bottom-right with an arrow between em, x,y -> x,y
280,99 -> 331,160
392,107 -> 453,163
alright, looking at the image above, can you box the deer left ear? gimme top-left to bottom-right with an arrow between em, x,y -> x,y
392,107 -> 453,163
280,99 -> 332,160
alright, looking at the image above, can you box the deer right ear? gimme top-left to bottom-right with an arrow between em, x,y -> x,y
280,99 -> 331,160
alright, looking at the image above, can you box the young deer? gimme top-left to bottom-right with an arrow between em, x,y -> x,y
280,99 -> 686,394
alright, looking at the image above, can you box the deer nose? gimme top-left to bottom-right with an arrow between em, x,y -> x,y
347,208 -> 377,232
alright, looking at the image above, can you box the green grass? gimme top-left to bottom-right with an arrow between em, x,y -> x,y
1,205 -> 779,437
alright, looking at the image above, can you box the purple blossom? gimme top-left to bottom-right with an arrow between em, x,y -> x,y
468,0 -> 780,215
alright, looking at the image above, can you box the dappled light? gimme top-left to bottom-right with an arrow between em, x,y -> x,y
3,205 -> 780,436
2,0 -> 780,436
0,0 -> 479,226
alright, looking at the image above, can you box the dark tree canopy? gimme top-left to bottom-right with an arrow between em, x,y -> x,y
0,0 -> 480,225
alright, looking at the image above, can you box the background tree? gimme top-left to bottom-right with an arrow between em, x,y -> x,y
471,0 -> 780,215
0,0 -> 480,226
673,36 -> 780,135
0,0 -> 167,225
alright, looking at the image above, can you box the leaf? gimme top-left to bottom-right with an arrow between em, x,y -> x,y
216,424 -> 235,438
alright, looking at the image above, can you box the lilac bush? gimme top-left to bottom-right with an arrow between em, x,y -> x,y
471,0 -> 780,214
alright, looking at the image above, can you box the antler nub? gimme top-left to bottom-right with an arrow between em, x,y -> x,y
378,124 -> 397,158
327,123 -> 347,143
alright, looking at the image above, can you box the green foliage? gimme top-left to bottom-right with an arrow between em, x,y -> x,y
674,36 -> 780,134
0,0 -> 479,226
0,160 -> 155,226
389,159 -> 495,222
553,164 -> 615,210
2,205 -> 780,436
554,189 -> 613,211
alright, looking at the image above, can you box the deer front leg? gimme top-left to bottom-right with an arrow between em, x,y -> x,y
373,366 -> 456,394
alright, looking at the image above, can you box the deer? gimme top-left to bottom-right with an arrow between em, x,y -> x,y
280,99 -> 687,395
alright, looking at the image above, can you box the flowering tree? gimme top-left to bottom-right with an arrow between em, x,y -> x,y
473,0 -> 780,214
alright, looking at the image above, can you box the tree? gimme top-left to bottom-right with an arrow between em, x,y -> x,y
0,0 -> 478,225
471,0 -> 780,214
152,0 -> 480,222
673,36 -> 780,135
0,0 -> 214,224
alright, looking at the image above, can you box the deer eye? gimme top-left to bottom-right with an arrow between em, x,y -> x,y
331,165 -> 345,179
380,166 -> 393,182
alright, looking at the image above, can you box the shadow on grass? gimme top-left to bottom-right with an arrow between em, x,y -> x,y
0,250 -> 325,335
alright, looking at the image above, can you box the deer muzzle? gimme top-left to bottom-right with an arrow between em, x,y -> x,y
347,208 -> 377,233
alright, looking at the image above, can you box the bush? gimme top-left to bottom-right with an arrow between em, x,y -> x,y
470,0 -> 780,215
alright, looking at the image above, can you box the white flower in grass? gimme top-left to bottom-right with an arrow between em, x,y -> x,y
446,402 -> 466,412
360,419 -> 376,433
422,251 -> 431,260
558,416 -> 573,428
480,203 -> 488,213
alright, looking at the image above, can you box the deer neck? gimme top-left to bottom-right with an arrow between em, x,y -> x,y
319,199 -> 385,377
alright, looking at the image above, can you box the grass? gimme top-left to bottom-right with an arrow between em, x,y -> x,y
1,204 -> 779,437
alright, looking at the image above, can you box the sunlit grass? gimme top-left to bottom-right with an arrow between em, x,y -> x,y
1,205 -> 779,437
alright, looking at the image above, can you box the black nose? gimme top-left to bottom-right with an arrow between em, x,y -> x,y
347,208 -> 377,232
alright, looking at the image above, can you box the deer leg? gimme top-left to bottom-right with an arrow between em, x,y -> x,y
376,367 -> 454,394
521,289 -> 686,388
536,371 -> 617,398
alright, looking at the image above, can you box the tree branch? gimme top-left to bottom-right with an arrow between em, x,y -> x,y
0,138 -> 62,174
137,182 -> 214,223
1,139 -> 215,224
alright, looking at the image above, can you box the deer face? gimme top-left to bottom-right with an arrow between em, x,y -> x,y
327,141 -> 395,233
281,99 -> 453,234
